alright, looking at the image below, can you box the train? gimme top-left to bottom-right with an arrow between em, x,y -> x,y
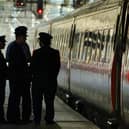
33,0 -> 129,128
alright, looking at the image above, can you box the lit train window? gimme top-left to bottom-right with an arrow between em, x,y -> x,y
79,27 -> 115,63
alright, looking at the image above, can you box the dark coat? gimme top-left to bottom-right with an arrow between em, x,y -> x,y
0,51 -> 7,80
6,41 -> 31,80
31,46 -> 60,90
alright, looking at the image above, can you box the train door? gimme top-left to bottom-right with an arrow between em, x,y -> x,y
121,3 -> 129,125
111,0 -> 129,126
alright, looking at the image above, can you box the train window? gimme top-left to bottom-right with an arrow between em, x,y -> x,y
80,29 -> 115,64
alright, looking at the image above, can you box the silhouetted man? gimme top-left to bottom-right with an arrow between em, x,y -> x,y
31,32 -> 60,125
6,26 -> 31,124
0,35 -> 7,123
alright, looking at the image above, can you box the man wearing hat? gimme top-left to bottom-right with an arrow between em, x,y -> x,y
31,32 -> 60,125
6,26 -> 31,124
0,35 -> 7,123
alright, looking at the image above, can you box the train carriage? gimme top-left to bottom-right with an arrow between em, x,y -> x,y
33,0 -> 129,128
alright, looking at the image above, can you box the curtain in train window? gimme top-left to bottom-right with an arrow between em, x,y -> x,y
63,30 -> 70,58
85,32 -> 92,63
78,32 -> 84,61
95,30 -> 104,62
81,31 -> 89,62
71,31 -> 80,60
60,31 -> 64,56
106,29 -> 114,63
52,28 -> 57,48
100,29 -> 109,63
90,31 -> 98,62
61,29 -> 66,57
62,29 -> 69,58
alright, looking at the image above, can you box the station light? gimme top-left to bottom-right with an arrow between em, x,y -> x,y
37,8 -> 43,15
37,0 -> 43,18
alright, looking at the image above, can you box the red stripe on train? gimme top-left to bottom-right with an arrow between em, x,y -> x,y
111,54 -> 116,112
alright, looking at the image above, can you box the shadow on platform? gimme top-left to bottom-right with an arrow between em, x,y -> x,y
0,122 -> 62,129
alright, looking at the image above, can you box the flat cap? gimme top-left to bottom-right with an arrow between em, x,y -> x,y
38,32 -> 53,40
0,35 -> 6,42
15,26 -> 27,35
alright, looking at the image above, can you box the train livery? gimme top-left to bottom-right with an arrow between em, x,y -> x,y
33,0 -> 129,128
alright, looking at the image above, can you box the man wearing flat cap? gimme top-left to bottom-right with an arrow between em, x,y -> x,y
0,35 -> 7,123
31,32 -> 60,125
6,26 -> 31,124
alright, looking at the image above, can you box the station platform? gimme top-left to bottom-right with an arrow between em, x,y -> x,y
1,82 -> 100,129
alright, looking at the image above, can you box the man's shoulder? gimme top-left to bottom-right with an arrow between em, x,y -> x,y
50,48 -> 59,53
33,48 -> 42,54
7,41 -> 16,48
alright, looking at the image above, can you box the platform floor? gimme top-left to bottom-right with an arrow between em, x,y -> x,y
0,82 -> 100,129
